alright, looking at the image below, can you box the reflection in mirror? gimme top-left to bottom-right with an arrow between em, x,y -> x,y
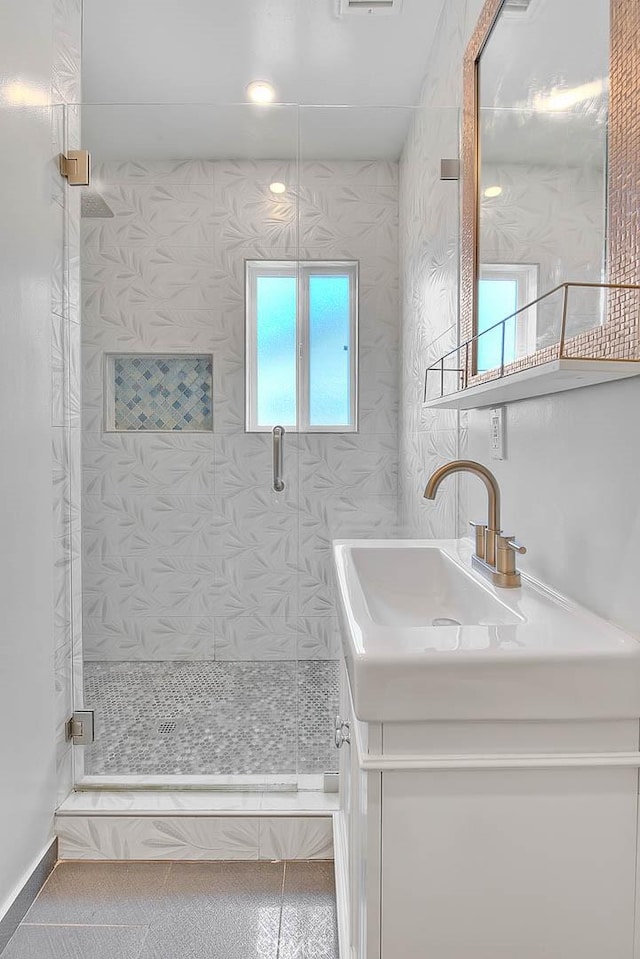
477,0 -> 609,366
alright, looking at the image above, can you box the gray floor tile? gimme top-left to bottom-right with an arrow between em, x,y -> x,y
163,861 -> 285,901
278,862 -> 339,959
25,862 -> 171,925
2,924 -> 148,959
136,895 -> 281,959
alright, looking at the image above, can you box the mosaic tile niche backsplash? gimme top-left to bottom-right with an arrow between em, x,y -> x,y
111,355 -> 213,432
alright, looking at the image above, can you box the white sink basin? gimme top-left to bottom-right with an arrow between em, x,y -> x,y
350,546 -> 522,628
333,539 -> 640,722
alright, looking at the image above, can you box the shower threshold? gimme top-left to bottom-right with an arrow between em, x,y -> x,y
75,774 -> 327,793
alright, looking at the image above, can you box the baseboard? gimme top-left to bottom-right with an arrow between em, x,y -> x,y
0,839 -> 57,956
333,811 -> 352,959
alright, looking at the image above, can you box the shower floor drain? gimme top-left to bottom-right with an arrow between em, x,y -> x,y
158,721 -> 178,734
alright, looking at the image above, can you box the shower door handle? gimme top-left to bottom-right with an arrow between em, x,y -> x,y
272,426 -> 285,492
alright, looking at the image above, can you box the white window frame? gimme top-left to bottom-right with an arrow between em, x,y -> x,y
479,262 -> 538,362
245,259 -> 359,433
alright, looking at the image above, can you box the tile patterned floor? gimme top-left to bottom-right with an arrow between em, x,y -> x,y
84,661 -> 340,776
4,861 -> 338,958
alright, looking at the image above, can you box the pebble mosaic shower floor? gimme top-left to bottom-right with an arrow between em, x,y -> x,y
83,661 -> 340,776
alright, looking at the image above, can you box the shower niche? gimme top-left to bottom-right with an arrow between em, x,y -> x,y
104,353 -> 214,432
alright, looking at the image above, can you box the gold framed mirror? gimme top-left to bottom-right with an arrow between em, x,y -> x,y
460,0 -> 640,386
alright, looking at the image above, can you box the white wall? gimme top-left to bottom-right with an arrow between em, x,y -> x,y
0,0 -> 81,921
466,378 -> 640,634
0,0 -> 56,920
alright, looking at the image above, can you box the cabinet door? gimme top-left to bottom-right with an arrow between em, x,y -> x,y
340,666 -> 382,959
381,768 -> 637,959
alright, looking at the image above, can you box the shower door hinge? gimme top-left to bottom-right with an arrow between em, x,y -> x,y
59,150 -> 91,186
66,710 -> 95,745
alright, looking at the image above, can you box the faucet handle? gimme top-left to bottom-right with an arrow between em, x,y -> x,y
503,536 -> 527,555
495,535 -> 526,586
469,521 -> 487,561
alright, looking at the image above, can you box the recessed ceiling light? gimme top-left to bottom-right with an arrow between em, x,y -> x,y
269,182 -> 286,195
484,185 -> 503,198
246,80 -> 275,104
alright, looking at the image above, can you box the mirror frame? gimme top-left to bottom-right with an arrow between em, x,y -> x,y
460,0 -> 639,383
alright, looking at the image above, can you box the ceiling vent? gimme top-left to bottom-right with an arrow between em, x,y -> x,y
336,0 -> 403,17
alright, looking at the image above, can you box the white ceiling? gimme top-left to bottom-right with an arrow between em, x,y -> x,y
82,0 -> 446,159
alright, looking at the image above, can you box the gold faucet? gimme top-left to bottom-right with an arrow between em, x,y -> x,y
424,459 -> 526,588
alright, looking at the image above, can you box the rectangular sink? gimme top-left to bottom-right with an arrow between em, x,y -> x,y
350,546 -> 522,628
334,539 -> 640,722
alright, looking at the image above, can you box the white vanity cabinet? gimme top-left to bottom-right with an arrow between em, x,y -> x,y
337,663 -> 640,959
333,539 -> 640,958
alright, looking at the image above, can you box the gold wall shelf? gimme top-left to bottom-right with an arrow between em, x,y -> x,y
423,283 -> 640,411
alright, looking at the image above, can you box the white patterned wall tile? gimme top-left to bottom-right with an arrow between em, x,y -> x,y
82,432 -> 215,497
258,817 -> 333,860
56,815 -> 261,860
215,554 -> 298,618
215,616 -> 298,661
51,313 -> 66,427
300,435 -> 398,495
83,617 -> 215,661
82,246 -> 219,313
50,102 -> 65,204
55,640 -> 73,749
297,617 -> 341,660
56,742 -> 73,807
82,184 -> 216,248
67,318 -> 81,429
300,160 -> 398,188
298,184 -> 397,255
82,493 -> 215,558
52,0 -> 81,103
51,198 -> 65,318
398,0 -> 474,537
213,434 -> 301,498
218,489 -> 298,559
82,159 -> 399,666
358,373 -> 399,435
93,159 -> 215,186
300,493 -> 398,560
83,556 -> 222,620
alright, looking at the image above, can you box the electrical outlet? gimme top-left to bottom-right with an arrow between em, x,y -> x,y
489,407 -> 505,460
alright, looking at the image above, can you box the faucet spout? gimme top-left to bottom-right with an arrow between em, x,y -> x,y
424,459 -> 501,533
424,459 -> 524,588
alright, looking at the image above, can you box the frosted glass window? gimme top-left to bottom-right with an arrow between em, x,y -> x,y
477,263 -> 538,371
255,275 -> 297,427
477,279 -> 518,371
246,261 -> 357,432
309,275 -> 351,427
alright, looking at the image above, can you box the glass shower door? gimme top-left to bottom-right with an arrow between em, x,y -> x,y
75,102 -> 309,785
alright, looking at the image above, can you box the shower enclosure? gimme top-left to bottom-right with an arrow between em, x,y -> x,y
68,101 -> 454,788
